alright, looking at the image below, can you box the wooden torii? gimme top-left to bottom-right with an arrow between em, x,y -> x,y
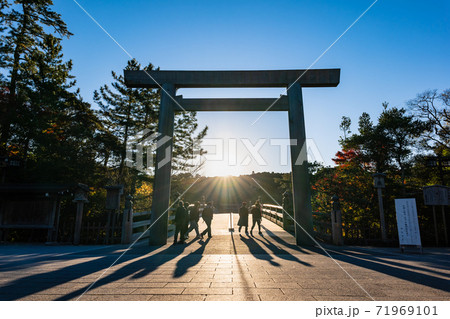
124,69 -> 340,246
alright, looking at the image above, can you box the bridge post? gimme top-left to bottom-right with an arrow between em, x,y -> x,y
282,190 -> 293,231
121,195 -> 133,244
149,83 -> 175,245
287,83 -> 314,246
331,195 -> 344,245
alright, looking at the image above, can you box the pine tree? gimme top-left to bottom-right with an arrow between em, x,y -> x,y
94,59 -> 159,184
14,34 -> 100,184
172,111 -> 208,175
95,59 -> 208,188
0,0 -> 72,154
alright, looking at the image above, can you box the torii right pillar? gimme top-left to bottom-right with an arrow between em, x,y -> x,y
288,82 -> 314,246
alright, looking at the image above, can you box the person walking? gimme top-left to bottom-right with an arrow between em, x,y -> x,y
237,201 -> 249,234
187,201 -> 201,239
174,201 -> 187,244
183,201 -> 190,240
250,201 -> 262,236
200,201 -> 214,239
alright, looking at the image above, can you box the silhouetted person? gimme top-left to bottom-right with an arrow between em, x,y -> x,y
250,200 -> 262,236
200,201 -> 214,239
183,201 -> 190,239
238,201 -> 249,234
174,201 -> 187,244
187,201 -> 201,239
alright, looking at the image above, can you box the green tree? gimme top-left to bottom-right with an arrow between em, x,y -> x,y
330,102 -> 427,242
311,158 -> 375,242
12,34 -> 101,184
94,59 -> 159,185
408,89 -> 450,153
172,111 -> 208,176
0,0 -> 72,153
378,103 -> 425,187
343,111 -> 392,172
339,116 -> 351,142
94,60 -> 208,189
407,89 -> 450,185
342,103 -> 425,181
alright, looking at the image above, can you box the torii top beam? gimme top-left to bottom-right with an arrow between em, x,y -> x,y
124,69 -> 340,88
174,96 -> 289,112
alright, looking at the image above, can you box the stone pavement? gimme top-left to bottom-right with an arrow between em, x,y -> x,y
0,213 -> 449,301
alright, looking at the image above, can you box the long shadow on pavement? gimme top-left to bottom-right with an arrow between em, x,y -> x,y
335,248 -> 450,277
239,234 -> 280,267
323,248 -> 450,293
0,240 -> 201,300
254,234 -> 311,266
173,238 -> 211,278
261,225 -> 313,254
57,240 -> 200,300
262,225 -> 449,292
0,249 -> 135,300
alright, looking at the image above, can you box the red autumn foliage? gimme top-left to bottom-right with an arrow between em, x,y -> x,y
332,149 -> 358,165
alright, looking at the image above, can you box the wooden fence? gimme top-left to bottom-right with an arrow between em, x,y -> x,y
130,209 -> 175,242
57,208 -> 176,245
81,221 -> 121,244
261,204 -> 285,228
261,203 -> 333,242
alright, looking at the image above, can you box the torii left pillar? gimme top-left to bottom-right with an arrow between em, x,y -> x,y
149,84 -> 175,245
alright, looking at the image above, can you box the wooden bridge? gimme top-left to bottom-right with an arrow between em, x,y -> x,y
0,211 -> 449,301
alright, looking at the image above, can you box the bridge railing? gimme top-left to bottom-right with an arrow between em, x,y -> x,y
261,204 -> 285,228
130,210 -> 150,242
129,209 -> 175,242
261,203 -> 331,241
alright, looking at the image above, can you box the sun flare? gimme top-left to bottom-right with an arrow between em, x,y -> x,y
203,163 -> 242,177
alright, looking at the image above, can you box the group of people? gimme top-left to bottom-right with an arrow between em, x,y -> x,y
173,200 -> 263,245
173,201 -> 214,245
237,201 -> 263,236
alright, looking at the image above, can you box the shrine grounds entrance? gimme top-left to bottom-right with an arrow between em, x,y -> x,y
124,69 -> 340,246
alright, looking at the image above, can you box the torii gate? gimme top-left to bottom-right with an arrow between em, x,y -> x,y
124,69 -> 340,246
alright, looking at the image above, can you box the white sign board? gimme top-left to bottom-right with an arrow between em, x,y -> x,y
395,198 -> 421,246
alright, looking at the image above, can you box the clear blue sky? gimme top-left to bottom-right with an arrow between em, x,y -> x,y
54,0 -> 449,176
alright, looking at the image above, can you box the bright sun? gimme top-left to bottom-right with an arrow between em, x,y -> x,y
205,163 -> 240,178
202,163 -> 242,177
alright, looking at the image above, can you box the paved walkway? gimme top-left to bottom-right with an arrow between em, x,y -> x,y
0,213 -> 449,301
